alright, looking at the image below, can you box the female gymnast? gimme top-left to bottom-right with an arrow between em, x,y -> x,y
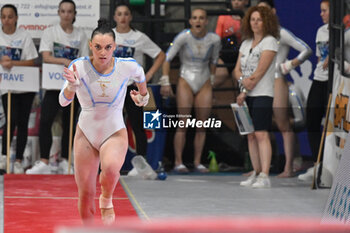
159,8 -> 221,173
59,19 -> 149,224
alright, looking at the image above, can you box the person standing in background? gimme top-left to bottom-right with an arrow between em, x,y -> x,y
214,0 -> 247,87
112,2 -> 165,177
0,4 -> 39,174
298,0 -> 329,182
235,6 -> 279,188
257,0 -> 312,178
26,0 -> 89,175
160,8 -> 221,173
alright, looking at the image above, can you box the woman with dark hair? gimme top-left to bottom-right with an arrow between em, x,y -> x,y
0,4 -> 38,173
26,0 -> 89,175
60,18 -> 148,224
235,6 -> 279,188
112,2 -> 165,177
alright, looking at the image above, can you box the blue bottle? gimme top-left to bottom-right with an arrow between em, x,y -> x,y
157,161 -> 167,181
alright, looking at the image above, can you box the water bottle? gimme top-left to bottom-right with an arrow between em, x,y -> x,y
131,155 -> 157,180
156,161 -> 167,181
208,150 -> 219,173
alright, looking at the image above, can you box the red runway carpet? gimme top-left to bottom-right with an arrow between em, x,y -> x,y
4,175 -> 137,233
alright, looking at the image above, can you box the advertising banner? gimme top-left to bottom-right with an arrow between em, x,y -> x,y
0,1 -> 100,38
321,65 -> 350,187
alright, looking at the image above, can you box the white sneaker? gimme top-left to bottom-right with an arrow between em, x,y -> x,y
0,155 -> 7,170
298,164 -> 318,182
127,167 -> 139,177
26,161 -> 51,174
131,155 -> 157,180
240,171 -> 257,187
58,159 -> 73,174
252,172 -> 271,188
13,161 -> 24,174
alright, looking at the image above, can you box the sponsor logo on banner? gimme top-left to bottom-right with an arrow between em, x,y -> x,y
19,24 -> 49,31
143,109 -> 222,130
0,66 -> 39,92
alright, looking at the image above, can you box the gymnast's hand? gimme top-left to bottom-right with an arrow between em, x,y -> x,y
130,90 -> 150,107
63,64 -> 80,92
159,75 -> 174,98
160,85 -> 174,98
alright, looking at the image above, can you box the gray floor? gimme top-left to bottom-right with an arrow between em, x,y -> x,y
0,174 -> 330,231
120,174 -> 330,220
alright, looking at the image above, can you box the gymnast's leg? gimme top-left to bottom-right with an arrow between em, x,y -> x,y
99,128 -> 128,225
74,126 -> 100,224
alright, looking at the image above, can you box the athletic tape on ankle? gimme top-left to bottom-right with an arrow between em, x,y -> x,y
99,195 -> 113,209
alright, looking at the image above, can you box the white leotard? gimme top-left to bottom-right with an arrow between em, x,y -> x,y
59,57 -> 146,150
166,29 -> 221,93
275,27 -> 312,78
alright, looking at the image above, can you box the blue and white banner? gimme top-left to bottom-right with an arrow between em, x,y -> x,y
0,0 -> 100,38
323,132 -> 350,224
0,66 -> 39,92
42,63 -> 65,90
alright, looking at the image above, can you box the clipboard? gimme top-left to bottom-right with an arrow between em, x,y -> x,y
230,102 -> 254,135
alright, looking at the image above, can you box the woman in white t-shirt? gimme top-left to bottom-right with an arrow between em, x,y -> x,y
112,2 -> 165,176
0,4 -> 39,174
234,6 -> 279,188
26,0 -> 89,175
298,0 -> 329,182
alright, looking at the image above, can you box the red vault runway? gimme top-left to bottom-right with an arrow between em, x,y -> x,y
4,175 -> 137,233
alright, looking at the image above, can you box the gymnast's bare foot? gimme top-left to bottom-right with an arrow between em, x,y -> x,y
277,170 -> 295,178
242,170 -> 254,177
101,208 -> 115,225
99,194 -> 115,225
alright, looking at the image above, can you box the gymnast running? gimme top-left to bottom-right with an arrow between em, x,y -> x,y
59,19 -> 149,225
